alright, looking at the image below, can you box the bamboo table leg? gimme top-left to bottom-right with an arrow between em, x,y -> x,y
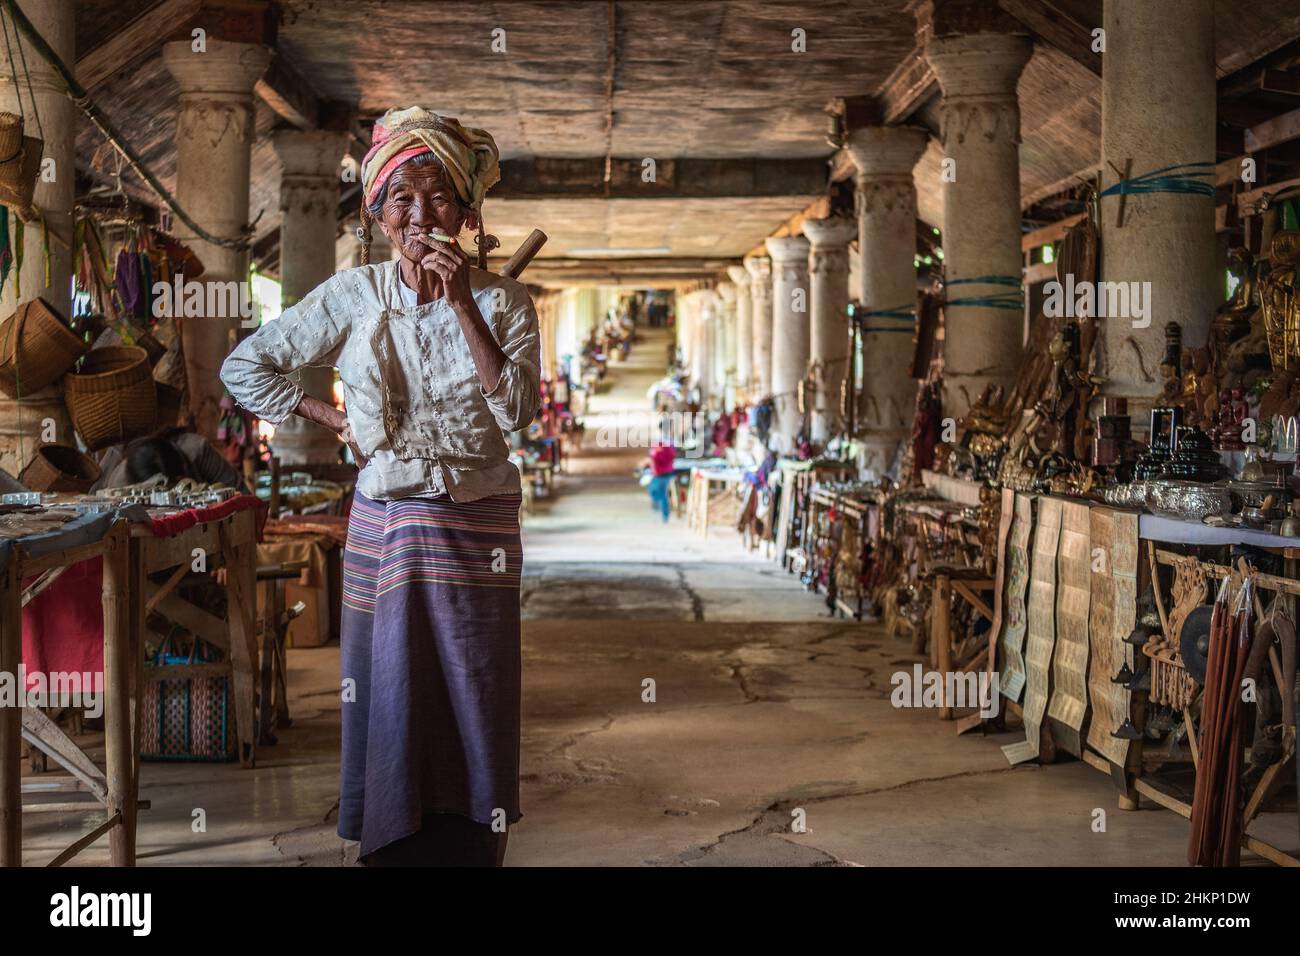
102,530 -> 134,866
0,560 -> 21,866
222,514 -> 260,767
127,535 -> 146,849
933,574 -> 953,720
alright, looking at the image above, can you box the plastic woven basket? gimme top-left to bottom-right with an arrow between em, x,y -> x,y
63,346 -> 156,451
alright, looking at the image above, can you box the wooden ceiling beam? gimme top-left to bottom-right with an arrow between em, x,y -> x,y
75,0 -> 204,91
875,46 -> 937,126
255,53 -> 320,130
997,0 -> 1102,78
1245,106 -> 1300,153
495,157 -> 827,200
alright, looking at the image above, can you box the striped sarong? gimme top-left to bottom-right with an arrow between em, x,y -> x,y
338,491 -> 523,857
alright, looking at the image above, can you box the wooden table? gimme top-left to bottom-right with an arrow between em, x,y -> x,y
1,501 -> 262,867
1118,545 -> 1300,867
0,519 -> 138,867
132,505 -> 260,768
686,467 -> 744,538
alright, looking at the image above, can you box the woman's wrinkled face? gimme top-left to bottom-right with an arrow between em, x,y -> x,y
378,161 -> 479,263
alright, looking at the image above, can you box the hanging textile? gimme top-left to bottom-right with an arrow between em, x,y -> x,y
1188,578 -> 1253,866
0,204 -> 11,291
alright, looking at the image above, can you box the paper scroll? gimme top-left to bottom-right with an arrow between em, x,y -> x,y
1048,499 -> 1091,757
1086,507 -> 1138,765
997,492 -> 1033,702
1003,496 -> 1062,765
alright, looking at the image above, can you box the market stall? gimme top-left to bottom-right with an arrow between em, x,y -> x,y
2,491 -> 263,867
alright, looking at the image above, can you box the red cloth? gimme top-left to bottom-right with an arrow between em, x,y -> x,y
144,493 -> 265,540
21,558 -> 104,692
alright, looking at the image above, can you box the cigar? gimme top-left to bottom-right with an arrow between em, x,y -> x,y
419,230 -> 455,243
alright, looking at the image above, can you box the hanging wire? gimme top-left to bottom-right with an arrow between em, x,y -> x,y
0,5 -> 25,130
4,4 -> 40,141
0,0 -> 250,251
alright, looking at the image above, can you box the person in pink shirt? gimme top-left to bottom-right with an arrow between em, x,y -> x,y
644,441 -> 676,521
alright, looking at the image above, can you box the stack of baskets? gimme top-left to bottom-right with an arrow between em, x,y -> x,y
63,346 -> 158,451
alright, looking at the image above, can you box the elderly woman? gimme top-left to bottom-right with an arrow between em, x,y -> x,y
220,107 -> 538,867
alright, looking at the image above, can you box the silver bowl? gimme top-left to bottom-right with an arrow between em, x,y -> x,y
1144,480 -> 1230,522
1104,481 -> 1149,509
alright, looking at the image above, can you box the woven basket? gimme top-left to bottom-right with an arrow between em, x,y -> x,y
0,298 -> 90,398
18,443 -> 102,493
0,133 -> 42,216
0,112 -> 22,164
64,346 -> 156,451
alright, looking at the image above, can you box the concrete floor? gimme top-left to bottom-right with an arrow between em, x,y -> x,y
20,326 -> 1292,866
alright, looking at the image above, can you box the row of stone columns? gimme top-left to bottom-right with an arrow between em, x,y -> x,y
165,40 -> 346,464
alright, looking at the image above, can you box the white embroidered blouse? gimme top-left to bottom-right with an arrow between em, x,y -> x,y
220,259 -> 540,502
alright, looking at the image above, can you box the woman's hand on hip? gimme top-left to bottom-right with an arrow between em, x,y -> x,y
339,418 -> 368,469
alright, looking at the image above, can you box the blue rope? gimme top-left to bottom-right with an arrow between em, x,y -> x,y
1098,161 -> 1216,200
946,275 -> 1022,288
943,274 -> 1024,311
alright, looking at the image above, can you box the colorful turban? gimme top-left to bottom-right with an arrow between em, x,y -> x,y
361,107 -> 501,211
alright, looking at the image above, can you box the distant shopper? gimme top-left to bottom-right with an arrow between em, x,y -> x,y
644,441 -> 676,522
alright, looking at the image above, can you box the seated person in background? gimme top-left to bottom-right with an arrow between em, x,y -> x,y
94,427 -> 248,492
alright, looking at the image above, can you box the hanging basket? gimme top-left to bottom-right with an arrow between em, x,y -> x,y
18,442 -> 101,493
0,298 -> 90,397
63,346 -> 156,451
0,129 -> 43,220
0,112 -> 22,164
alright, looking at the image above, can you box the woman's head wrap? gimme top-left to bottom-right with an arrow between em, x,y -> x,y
361,107 -> 501,211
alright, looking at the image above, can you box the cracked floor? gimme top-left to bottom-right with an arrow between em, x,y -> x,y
18,326 -> 1212,866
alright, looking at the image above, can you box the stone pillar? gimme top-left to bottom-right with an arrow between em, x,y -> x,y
677,292 -> 694,376
765,235 -> 811,452
925,22 -> 1032,415
163,39 -> 270,440
846,125 -> 929,473
692,293 -> 713,404
268,129 -> 347,465
726,264 -> 752,396
1099,0 -> 1216,415
716,282 -> 737,410
801,216 -> 856,445
0,0 -> 75,475
745,256 -> 773,397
